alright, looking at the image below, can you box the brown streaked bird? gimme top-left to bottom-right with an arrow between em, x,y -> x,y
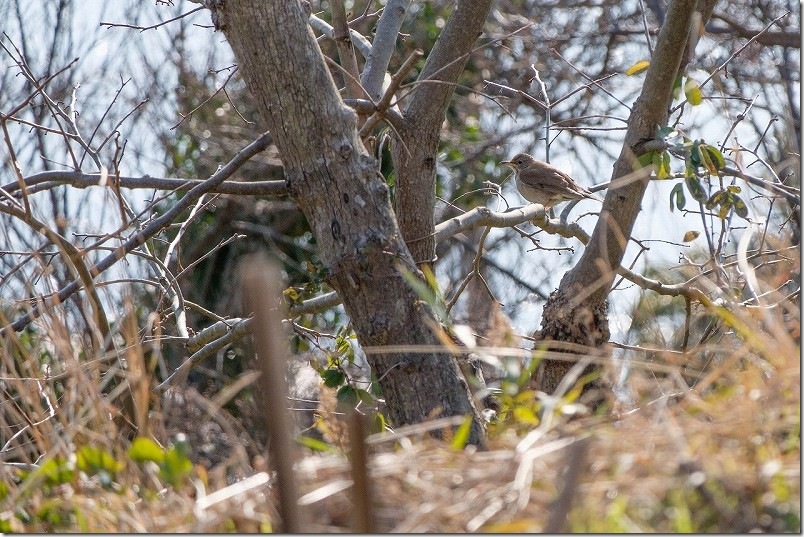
501,153 -> 604,208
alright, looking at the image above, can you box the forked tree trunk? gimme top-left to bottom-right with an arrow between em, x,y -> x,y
214,1 -> 485,444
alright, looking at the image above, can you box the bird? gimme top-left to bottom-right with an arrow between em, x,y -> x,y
500,153 -> 604,208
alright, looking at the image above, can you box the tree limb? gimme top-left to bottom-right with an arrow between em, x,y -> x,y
709,12 -> 799,49
360,0 -> 411,102
309,14 -> 373,59
3,170 -> 287,197
331,0 -> 364,99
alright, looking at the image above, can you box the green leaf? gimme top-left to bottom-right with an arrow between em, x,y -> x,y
670,183 -> 687,213
637,151 -> 655,169
128,437 -> 165,464
336,338 -> 351,355
684,77 -> 703,105
653,150 -> 672,180
689,140 -> 702,168
334,385 -> 374,408
731,194 -> 749,218
356,388 -> 375,406
297,436 -> 335,453
662,151 -> 672,177
669,489 -> 694,532
512,405 -> 540,425
322,368 -> 346,388
336,385 -> 359,406
34,457 -> 75,487
697,144 -> 719,174
76,446 -> 123,484
703,144 -> 726,171
625,60 -> 650,76
717,201 -> 731,220
513,390 -> 537,404
398,264 -> 446,323
705,190 -> 727,210
0,517 -> 14,534
685,176 -> 708,203
369,371 -> 383,398
450,414 -> 474,451
421,263 -> 440,295
373,411 -> 387,434
159,446 -> 193,489
651,152 -> 661,175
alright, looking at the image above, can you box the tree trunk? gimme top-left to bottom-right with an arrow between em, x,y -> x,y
215,1 -> 485,444
536,0 -> 702,394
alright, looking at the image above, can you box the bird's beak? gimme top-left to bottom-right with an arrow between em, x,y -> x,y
500,160 -> 513,167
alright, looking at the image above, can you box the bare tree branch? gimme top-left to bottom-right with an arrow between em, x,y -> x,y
709,12 -> 800,48
360,0 -> 411,102
309,14 -> 373,59
4,132 -> 274,333
99,6 -> 205,32
331,0 -> 364,100
3,170 -> 287,197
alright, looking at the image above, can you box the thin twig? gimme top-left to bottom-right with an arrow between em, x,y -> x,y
99,6 -> 204,32
359,49 -> 422,136
172,67 -> 239,130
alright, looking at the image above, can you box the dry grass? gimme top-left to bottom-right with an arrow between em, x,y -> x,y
0,271 -> 800,532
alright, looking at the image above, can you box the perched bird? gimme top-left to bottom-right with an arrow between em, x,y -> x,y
501,153 -> 604,208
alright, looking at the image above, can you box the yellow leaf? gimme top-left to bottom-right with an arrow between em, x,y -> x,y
513,405 -> 539,425
684,78 -> 703,105
682,231 -> 700,242
626,60 -> 650,76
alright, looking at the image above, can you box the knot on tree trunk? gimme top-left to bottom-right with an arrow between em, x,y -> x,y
533,287 -> 611,397
204,0 -> 227,31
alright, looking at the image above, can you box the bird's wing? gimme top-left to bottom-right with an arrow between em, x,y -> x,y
535,168 -> 587,199
551,168 -> 604,201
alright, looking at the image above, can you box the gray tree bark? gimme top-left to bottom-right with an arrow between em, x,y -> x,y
213,1 -> 485,443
